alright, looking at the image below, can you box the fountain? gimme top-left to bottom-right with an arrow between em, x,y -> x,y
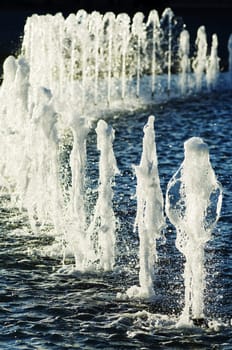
206,34 -> 220,91
146,10 -> 160,97
87,119 -> 119,271
160,8 -> 174,94
192,26 -> 208,92
16,8 -> 231,117
165,137 -> 223,324
0,8 -> 230,338
178,29 -> 190,95
126,115 -> 165,299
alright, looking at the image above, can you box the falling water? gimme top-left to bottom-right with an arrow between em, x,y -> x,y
165,137 -> 223,324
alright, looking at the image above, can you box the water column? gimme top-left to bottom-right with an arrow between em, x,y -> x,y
161,8 -> 174,95
65,14 -> 78,103
127,116 -> 165,299
146,10 -> 160,97
193,26 -> 208,92
89,12 -> 103,105
206,34 -> 219,91
103,12 -> 115,106
227,34 -> 232,87
166,137 -> 222,324
66,114 -> 90,269
132,12 -> 146,98
27,87 -> 63,233
87,120 -> 119,271
115,13 -> 131,101
75,10 -> 89,111
0,56 -> 28,193
21,15 -> 40,105
57,14 -> 65,100
178,29 -> 190,95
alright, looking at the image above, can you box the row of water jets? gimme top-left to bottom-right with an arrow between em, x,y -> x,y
0,8 -> 227,325
0,68 -> 222,323
21,8 -> 232,112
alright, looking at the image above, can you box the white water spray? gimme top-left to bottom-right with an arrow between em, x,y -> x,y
206,34 -> 219,91
87,119 -> 119,271
132,12 -> 146,98
166,137 -> 222,323
161,8 -> 174,94
64,115 -> 90,269
103,12 -> 115,106
178,29 -> 190,95
0,8 -> 228,308
193,26 -> 208,92
15,8 -> 231,114
127,116 -> 165,299
116,13 -> 131,100
146,10 -> 160,97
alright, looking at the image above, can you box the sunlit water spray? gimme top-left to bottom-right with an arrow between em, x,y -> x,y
0,7 -> 230,332
87,119 -> 119,271
178,29 -> 190,95
126,116 -> 165,299
17,8 -> 231,116
165,137 -> 223,324
192,26 -> 208,92
206,34 -> 219,91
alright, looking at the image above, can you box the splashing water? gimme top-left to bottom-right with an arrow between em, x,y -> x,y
206,34 -> 220,91
178,29 -> 190,95
192,26 -> 208,92
87,119 -> 119,271
160,8 -> 174,94
146,10 -> 160,97
126,116 -> 165,299
165,137 -> 223,324
13,8 -> 231,118
64,115 -> 90,270
0,8 -> 230,337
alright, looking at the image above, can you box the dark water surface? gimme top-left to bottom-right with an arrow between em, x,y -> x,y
0,90 -> 232,349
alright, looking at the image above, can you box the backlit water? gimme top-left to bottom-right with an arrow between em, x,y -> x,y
0,88 -> 232,349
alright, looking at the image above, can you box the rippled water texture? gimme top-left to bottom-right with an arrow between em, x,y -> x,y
1,90 -> 232,349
